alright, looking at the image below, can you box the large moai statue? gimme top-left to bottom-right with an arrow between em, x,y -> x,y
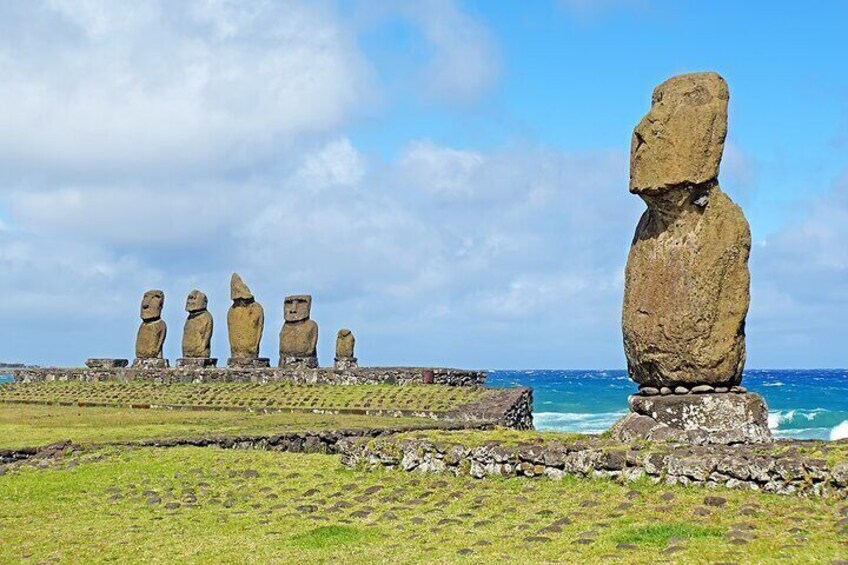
227,273 -> 269,368
133,289 -> 168,368
612,72 -> 771,444
334,328 -> 358,370
177,289 -> 216,368
279,295 -> 318,369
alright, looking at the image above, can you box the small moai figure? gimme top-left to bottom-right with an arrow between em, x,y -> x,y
177,289 -> 216,368
278,294 -> 318,369
133,289 -> 168,368
227,273 -> 269,368
334,328 -> 358,370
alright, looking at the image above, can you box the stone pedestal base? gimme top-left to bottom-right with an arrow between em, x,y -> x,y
610,392 -> 772,445
334,357 -> 358,370
279,355 -> 318,369
86,358 -> 128,369
132,358 -> 169,369
176,358 -> 218,368
227,357 -> 271,368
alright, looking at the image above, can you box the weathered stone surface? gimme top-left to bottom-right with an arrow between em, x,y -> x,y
182,290 -> 213,359
279,295 -> 318,368
135,290 -> 166,360
227,357 -> 270,368
334,328 -> 357,370
612,392 -> 772,445
335,328 -> 355,359
227,274 -> 264,360
623,72 -> 750,389
85,358 -> 128,369
132,358 -> 169,369
176,358 -> 217,368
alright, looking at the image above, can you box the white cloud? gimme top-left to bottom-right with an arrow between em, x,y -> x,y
294,138 -> 366,191
399,141 -> 484,199
748,173 -> 848,367
0,0 -> 373,175
403,0 -> 501,104
7,184 -> 235,245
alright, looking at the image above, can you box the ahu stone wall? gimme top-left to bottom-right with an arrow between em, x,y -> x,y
10,366 -> 486,387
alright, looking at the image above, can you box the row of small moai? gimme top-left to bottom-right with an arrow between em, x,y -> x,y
89,273 -> 357,371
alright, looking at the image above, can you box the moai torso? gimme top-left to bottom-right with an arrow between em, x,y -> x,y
136,319 -> 167,359
183,310 -> 213,358
228,301 -> 264,358
227,274 -> 264,359
622,72 -> 750,389
280,320 -> 319,357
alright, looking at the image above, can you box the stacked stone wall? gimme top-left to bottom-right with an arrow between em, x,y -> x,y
340,436 -> 848,499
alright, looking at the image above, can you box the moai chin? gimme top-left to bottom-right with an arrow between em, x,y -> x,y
279,294 -> 318,369
334,328 -> 357,370
177,289 -> 217,368
227,273 -> 269,368
133,289 -> 168,368
614,72 -> 770,444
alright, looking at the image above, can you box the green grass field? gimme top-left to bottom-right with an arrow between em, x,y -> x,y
0,404 -> 435,451
1,446 -> 846,564
0,381 -> 491,414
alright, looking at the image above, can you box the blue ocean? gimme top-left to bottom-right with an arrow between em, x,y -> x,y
487,369 -> 848,441
2,369 -> 847,440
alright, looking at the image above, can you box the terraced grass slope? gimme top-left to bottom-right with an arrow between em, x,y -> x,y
0,404 -> 438,451
1,446 -> 846,564
0,382 -> 492,415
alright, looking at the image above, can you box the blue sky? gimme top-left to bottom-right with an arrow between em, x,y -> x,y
0,0 -> 846,369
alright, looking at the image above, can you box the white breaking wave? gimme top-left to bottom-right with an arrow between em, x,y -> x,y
830,420 -> 848,441
535,411 -> 627,434
762,381 -> 785,387
767,409 -> 827,429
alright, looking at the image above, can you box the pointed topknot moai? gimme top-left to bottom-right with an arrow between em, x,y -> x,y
227,273 -> 269,367
623,72 -> 750,391
614,72 -> 770,444
133,289 -> 168,368
177,289 -> 216,368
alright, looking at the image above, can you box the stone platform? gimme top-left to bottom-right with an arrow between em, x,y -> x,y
9,366 -> 487,387
610,392 -> 772,445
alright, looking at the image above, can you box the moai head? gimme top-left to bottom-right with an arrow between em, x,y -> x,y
284,295 -> 312,323
230,273 -> 254,302
140,290 -> 164,321
185,289 -> 208,313
630,72 -> 729,196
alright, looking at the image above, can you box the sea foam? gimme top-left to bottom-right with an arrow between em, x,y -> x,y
830,420 -> 848,441
535,411 -> 626,434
